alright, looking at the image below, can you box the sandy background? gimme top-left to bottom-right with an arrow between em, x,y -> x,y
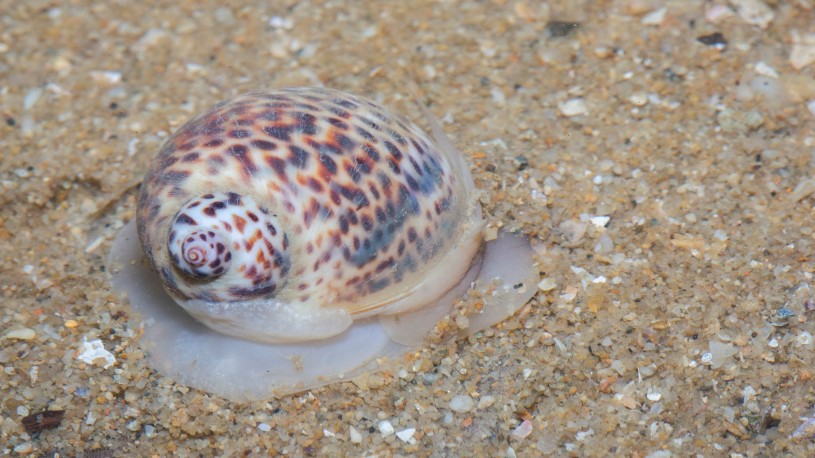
2,0 -> 815,456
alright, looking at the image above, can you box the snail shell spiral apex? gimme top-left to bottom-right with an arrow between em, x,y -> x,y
167,192 -> 290,301
174,229 -> 230,278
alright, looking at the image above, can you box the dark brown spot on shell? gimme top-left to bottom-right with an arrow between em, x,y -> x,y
175,213 -> 198,226
227,144 -> 257,176
327,117 -> 348,129
307,177 -> 323,193
227,192 -> 242,206
362,143 -> 380,161
263,125 -> 293,141
289,145 -> 309,168
319,153 -> 337,175
182,152 -> 200,162
250,139 -> 276,150
266,156 -> 287,181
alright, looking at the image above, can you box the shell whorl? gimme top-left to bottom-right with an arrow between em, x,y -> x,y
168,192 -> 290,299
172,229 -> 231,279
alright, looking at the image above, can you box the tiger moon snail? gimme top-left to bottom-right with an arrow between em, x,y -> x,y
109,87 -> 538,401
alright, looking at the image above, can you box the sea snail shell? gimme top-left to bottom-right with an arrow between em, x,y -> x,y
110,87 -> 537,400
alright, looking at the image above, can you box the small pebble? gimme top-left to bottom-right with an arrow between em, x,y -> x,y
491,87 -> 506,105
5,328 -> 36,340
450,394 -> 475,413
349,425 -> 362,443
593,46 -> 614,59
708,341 -> 738,368
705,4 -> 735,23
638,365 -> 656,379
257,422 -> 271,432
790,31 -> 815,70
752,78 -> 786,104
90,70 -> 122,84
513,2 -> 550,22
730,0 -> 774,29
477,395 -> 496,409
622,0 -> 661,16
590,215 -> 610,228
697,32 -> 727,49
545,21 -> 580,38
13,443 -> 32,454
616,393 -> 638,409
641,7 -> 667,25
268,16 -> 294,30
133,28 -> 168,56
558,98 -> 588,117
754,61 -> 779,78
378,420 -> 394,436
576,428 -> 594,440
628,92 -> 648,106
537,277 -> 557,291
594,234 -> 614,254
23,88 -> 42,110
511,420 -> 533,440
213,7 -> 234,24
395,427 -> 416,443
423,373 -> 439,385
793,414 -> 815,439
742,386 -> 757,403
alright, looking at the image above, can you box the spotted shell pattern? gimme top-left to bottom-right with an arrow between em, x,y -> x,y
168,192 -> 290,296
137,88 -> 473,322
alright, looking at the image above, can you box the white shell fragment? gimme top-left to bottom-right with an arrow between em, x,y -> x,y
77,337 -> 116,368
558,98 -> 588,117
